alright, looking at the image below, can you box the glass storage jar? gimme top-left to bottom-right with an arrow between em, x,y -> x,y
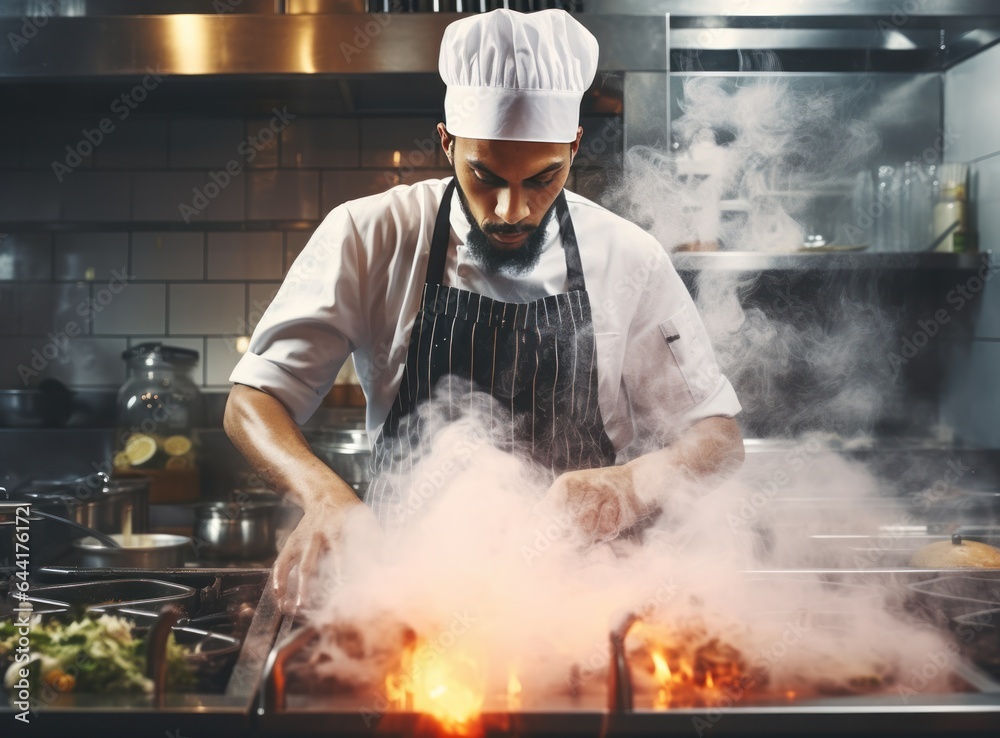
114,343 -> 203,502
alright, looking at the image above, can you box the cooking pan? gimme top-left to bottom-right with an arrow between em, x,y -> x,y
307,427 -> 371,495
74,533 -> 190,568
192,500 -> 282,560
0,379 -> 74,427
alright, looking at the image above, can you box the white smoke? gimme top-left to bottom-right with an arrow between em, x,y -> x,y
298,74 -> 961,715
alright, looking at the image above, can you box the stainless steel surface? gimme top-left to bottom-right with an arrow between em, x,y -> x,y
21,473 -> 150,536
584,0 -> 1000,16
193,501 -> 279,560
73,532 -> 190,568
307,427 -> 372,492
29,506 -> 121,548
23,578 -> 199,615
0,0 -> 277,14
0,14 -> 667,78
670,250 -> 991,271
0,568 -> 275,733
147,604 -> 185,708
0,1 -> 996,80
608,612 -> 640,713
251,571 -> 1000,735
260,624 -> 319,714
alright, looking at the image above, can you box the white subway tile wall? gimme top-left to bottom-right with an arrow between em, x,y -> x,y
246,170 -> 320,221
0,286 -> 15,334
22,118 -> 96,170
54,233 -> 129,281
169,283 -> 246,336
359,117 -> 446,169
0,233 -> 53,280
0,118 -> 21,168
92,283 -> 167,336
16,283 -> 89,336
60,172 -> 132,221
169,119 -> 247,169
207,232 -> 283,280
131,232 -> 205,281
0,114 -> 620,389
0,173 -> 61,221
282,118 -> 360,168
132,170 -> 246,222
93,119 -> 170,170
0,337 -> 128,388
246,118 -> 280,169
321,169 -> 396,213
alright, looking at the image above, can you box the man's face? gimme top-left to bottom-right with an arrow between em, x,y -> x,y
439,125 -> 580,276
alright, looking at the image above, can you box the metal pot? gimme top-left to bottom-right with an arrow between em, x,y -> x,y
73,533 -> 190,568
307,427 -> 371,496
0,380 -> 74,428
192,501 -> 279,561
0,497 -> 79,566
17,472 -> 150,537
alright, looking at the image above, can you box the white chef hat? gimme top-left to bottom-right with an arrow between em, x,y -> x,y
439,9 -> 599,144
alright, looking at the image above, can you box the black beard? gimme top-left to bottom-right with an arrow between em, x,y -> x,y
455,180 -> 558,277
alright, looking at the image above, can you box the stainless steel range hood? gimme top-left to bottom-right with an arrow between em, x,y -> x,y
1,0 -> 998,81
0,1 -> 665,78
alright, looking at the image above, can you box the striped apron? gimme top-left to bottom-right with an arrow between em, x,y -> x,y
366,179 -> 616,527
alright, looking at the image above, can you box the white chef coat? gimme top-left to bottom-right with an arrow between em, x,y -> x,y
230,178 -> 741,453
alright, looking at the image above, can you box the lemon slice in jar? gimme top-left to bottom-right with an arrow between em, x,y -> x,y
165,455 -> 192,470
113,452 -> 131,471
124,433 -> 158,466
163,435 -> 193,457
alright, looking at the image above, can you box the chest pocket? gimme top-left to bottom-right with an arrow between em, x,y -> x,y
659,306 -> 720,407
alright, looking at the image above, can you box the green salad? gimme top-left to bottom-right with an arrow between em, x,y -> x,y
1,613 -> 193,696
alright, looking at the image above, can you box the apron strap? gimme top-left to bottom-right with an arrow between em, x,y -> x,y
555,190 -> 586,293
424,178 -> 586,292
425,178 -> 458,287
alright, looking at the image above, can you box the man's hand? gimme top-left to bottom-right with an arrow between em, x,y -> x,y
541,465 -> 656,544
274,497 -> 383,614
538,417 -> 744,544
224,384 -> 385,615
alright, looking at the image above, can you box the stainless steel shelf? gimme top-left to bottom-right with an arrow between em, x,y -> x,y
670,250 -> 993,271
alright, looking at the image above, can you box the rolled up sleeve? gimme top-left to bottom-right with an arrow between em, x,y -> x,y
621,245 -> 741,446
229,206 -> 365,425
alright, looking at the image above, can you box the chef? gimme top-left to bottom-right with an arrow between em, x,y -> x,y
225,9 -> 744,612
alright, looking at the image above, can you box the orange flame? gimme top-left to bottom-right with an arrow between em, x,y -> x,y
651,650 -> 673,709
507,671 -> 522,711
384,641 -> 485,735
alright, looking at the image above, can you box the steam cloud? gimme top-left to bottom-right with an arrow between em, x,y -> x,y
300,74 -> 960,713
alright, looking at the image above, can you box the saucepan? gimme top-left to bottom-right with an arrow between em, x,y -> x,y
0,379 -> 74,427
73,533 -> 191,568
306,427 -> 371,497
192,500 -> 282,560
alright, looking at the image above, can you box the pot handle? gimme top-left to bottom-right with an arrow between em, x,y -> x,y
147,604 -> 185,708
28,508 -> 121,548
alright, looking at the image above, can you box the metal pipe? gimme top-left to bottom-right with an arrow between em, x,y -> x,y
259,624 -> 320,713
608,611 -> 641,713
146,603 -> 184,709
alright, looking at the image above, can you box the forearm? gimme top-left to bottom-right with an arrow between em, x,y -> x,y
223,383 -> 360,511
625,416 -> 745,504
